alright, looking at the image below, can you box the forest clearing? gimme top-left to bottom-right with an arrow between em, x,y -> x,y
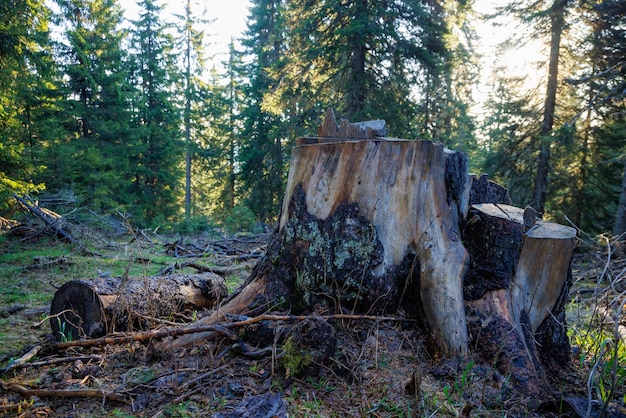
1,0 -> 626,416
0,215 -> 624,417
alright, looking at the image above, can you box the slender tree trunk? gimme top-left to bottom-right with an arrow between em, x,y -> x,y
184,0 -> 192,219
533,0 -> 567,214
346,0 -> 367,118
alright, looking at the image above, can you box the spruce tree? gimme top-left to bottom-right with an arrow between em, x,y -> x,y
128,0 -> 183,226
52,0 -> 133,212
171,0 -> 209,220
0,0 -> 54,211
237,0 -> 289,224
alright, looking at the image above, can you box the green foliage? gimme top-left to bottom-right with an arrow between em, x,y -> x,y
572,328 -> 626,407
56,318 -> 74,343
223,204 -> 259,233
174,215 -> 218,235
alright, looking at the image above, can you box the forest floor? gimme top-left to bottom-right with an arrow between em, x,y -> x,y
0,221 -> 625,417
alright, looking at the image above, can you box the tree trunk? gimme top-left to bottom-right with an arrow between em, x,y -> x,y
161,110 -> 576,397
50,274 -> 227,341
533,0 -> 568,214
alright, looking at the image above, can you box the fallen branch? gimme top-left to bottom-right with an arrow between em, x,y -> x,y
55,324 -> 238,350
10,355 -> 104,370
2,382 -> 129,404
156,260 -> 256,277
2,346 -> 41,373
55,313 -> 414,350
13,195 -> 76,243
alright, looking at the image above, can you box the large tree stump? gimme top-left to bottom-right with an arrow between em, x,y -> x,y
162,109 -> 576,395
50,274 -> 227,341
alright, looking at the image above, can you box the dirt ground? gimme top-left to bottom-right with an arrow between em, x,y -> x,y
1,231 -> 625,417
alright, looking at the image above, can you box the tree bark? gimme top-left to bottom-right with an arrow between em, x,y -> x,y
463,203 -> 576,394
50,274 -> 227,341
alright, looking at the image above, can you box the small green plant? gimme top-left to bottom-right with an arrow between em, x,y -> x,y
442,360 -> 475,404
306,376 -> 335,392
109,408 -> 134,418
56,318 -> 73,343
223,204 -> 260,233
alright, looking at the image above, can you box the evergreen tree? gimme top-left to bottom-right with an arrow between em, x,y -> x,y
127,0 -> 183,226
481,67 -> 543,207
237,0 -> 289,224
275,0 -> 454,138
172,0 -> 209,220
51,0 -> 133,212
572,1 -> 626,236
0,0 -> 54,212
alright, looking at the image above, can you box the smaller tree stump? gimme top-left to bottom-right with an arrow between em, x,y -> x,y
50,274 -> 227,341
463,203 -> 576,395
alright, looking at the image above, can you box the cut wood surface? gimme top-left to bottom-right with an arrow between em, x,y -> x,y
50,274 -> 227,341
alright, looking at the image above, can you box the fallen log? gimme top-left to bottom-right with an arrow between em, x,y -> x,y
50,273 -> 227,341
13,194 -> 76,243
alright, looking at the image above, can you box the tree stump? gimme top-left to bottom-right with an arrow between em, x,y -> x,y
463,203 -> 576,394
162,110 -> 576,398
50,274 -> 227,341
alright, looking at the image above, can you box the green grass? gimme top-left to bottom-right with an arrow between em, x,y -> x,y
0,231 -> 249,362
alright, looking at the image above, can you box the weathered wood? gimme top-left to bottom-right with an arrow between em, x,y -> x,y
14,194 -> 75,243
469,174 -> 511,205
166,137 -> 470,357
314,108 -> 387,140
463,203 -> 576,394
50,274 -> 227,341
277,137 -> 470,357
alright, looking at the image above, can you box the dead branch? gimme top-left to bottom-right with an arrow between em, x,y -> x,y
11,355 -> 104,370
54,313 -> 414,350
1,382 -> 129,404
2,346 -> 41,373
13,194 -> 76,243
156,260 -> 256,276
54,325 -> 238,350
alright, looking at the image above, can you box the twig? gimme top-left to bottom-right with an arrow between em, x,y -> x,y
1,382 -> 129,404
12,355 -> 104,370
2,346 -> 41,373
55,325 -> 238,350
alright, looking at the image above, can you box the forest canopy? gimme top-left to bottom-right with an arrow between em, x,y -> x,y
0,0 -> 625,237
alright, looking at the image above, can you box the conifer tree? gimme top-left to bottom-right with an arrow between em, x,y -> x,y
171,0 -> 209,220
237,0 -> 289,224
52,0 -> 133,212
127,0 -> 183,226
0,0 -> 55,211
